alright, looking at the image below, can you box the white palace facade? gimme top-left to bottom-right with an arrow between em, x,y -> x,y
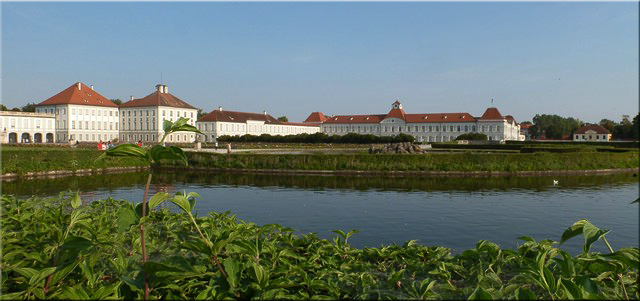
0,111 -> 56,143
305,101 -> 524,142
34,82 -> 119,143
4,82 -> 524,144
196,107 -> 320,142
119,84 -> 199,143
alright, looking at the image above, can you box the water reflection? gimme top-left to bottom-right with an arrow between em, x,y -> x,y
3,171 -> 637,197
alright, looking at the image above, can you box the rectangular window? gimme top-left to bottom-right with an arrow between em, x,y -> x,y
72,121 -> 76,129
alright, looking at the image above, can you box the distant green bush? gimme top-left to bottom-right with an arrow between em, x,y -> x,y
506,140 -> 639,148
455,133 -> 488,141
217,132 -> 415,144
174,152 -> 639,172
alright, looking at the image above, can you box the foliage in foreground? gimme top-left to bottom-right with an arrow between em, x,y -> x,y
1,193 -> 638,300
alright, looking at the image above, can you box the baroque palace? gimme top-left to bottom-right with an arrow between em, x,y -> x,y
1,81 -> 524,143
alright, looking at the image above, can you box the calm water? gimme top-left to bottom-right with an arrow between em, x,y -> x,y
2,172 -> 638,254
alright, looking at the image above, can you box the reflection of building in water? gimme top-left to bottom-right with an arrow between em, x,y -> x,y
79,191 -> 96,203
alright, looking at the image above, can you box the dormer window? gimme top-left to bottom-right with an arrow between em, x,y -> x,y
423,116 -> 428,120
366,117 -> 370,120
350,117 -> 354,121
443,115 -> 447,119
461,115 -> 465,119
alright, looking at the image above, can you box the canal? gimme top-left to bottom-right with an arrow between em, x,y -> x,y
3,171 -> 638,254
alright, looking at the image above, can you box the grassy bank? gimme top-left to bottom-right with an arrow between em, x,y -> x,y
180,152 -> 639,172
1,194 -> 637,300
2,145 -> 638,175
1,146 -> 147,175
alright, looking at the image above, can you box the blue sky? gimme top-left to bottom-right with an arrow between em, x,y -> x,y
2,2 -> 638,123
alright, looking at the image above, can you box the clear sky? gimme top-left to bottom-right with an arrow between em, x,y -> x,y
2,2 -> 638,123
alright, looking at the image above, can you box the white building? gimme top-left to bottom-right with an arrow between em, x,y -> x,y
34,82 -> 119,143
119,84 -> 199,143
196,107 -> 320,142
573,125 -> 611,141
308,100 -> 523,142
0,111 -> 56,143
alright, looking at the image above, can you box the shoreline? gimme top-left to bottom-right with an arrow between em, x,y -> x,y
2,166 -> 637,181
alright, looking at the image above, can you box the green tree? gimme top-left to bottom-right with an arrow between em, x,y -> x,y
0,104 -> 9,111
10,107 -> 21,112
599,119 -> 616,134
632,113 -> 639,140
197,108 -> 207,120
529,114 -> 582,139
21,103 -> 36,112
110,99 -> 123,106
277,116 -> 288,122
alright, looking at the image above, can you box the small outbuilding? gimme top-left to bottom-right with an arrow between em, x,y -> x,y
573,124 -> 611,141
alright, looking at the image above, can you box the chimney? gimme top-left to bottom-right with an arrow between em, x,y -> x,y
163,85 -> 168,94
77,82 -> 82,90
130,96 -> 134,101
156,84 -> 163,93
218,106 -> 223,112
264,110 -> 267,116
90,85 -> 94,90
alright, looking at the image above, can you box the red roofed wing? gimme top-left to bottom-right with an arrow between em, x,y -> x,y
36,82 -> 117,107
479,107 -> 504,120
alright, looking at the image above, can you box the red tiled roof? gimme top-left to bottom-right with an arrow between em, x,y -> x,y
520,123 -> 532,129
281,122 -> 320,127
120,90 -> 196,109
36,82 -> 116,107
405,113 -> 476,123
304,112 -> 328,123
198,109 -> 281,124
323,114 -> 387,124
324,112 -> 477,124
575,124 -> 610,134
385,108 -> 406,120
479,107 -> 504,120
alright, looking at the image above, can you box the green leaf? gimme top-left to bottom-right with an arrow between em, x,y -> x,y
560,220 -> 587,245
468,287 -> 494,300
143,261 -> 185,275
223,258 -> 241,288
515,288 -> 536,300
163,119 -> 173,133
62,236 -> 93,251
11,267 -> 38,279
171,195 -> 192,214
561,278 -> 583,300
61,286 -> 90,300
601,247 -> 639,268
117,206 -> 137,233
582,221 -> 610,253
148,145 -> 188,165
148,192 -> 170,209
100,144 -> 149,162
252,263 -> 269,289
70,193 -> 82,209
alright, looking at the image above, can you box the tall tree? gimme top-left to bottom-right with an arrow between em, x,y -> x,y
197,108 -> 207,120
277,116 -> 288,122
0,104 -> 9,111
632,113 -> 640,140
599,119 -> 616,133
529,114 -> 582,139
21,103 -> 36,112
110,99 -> 123,106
